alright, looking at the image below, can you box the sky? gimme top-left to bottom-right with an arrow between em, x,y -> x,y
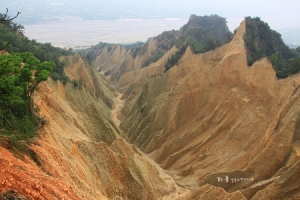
206,0 -> 300,30
1,0 -> 300,46
1,0 -> 300,29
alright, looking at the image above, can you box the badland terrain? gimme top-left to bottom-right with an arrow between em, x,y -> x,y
1,14 -> 300,200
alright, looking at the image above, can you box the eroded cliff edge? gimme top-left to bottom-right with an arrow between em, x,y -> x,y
0,54 -> 175,199
1,18 -> 300,200
111,20 -> 300,199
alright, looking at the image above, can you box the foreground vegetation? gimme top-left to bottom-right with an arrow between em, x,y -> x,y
0,10 -> 73,143
0,12 -> 73,82
0,52 -> 53,139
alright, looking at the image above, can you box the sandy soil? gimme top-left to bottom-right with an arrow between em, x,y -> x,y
137,148 -> 191,200
111,92 -> 191,199
111,93 -> 124,126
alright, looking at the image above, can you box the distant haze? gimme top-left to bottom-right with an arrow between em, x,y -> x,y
1,0 -> 300,47
23,19 -> 188,47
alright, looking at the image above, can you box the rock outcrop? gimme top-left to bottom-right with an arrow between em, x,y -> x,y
113,20 -> 300,199
93,44 -> 127,72
0,54 -> 174,199
2,16 -> 300,199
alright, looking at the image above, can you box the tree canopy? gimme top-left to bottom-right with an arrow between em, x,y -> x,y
0,10 -> 56,140
0,11 -> 73,81
0,52 -> 53,138
244,17 -> 300,78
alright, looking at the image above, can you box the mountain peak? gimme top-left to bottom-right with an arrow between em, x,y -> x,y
188,14 -> 197,23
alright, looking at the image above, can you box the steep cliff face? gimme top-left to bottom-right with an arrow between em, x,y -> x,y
0,54 -> 175,199
0,138 -> 82,200
116,20 -> 300,199
90,14 -> 231,93
63,54 -> 115,109
2,16 -> 300,199
96,39 -> 160,91
93,44 -> 128,72
89,38 -> 159,91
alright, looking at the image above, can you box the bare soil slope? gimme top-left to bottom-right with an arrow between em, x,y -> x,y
2,19 -> 300,199
116,21 -> 300,199
0,54 -> 174,199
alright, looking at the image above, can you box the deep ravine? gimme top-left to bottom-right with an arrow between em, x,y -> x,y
111,92 -> 191,199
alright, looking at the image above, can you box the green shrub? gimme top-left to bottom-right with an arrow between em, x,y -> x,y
0,52 -> 52,137
71,80 -> 79,88
142,49 -> 166,67
0,17 -> 73,83
164,44 -> 188,72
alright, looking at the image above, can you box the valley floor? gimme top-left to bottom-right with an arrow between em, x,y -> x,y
111,92 -> 191,199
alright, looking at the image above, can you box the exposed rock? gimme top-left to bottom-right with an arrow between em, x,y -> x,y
0,53 -> 174,199
187,185 -> 246,200
114,19 -> 300,198
2,16 -> 300,199
63,53 -> 115,108
0,146 -> 82,199
250,160 -> 300,199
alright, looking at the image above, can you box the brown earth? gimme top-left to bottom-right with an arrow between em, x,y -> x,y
94,44 -> 128,72
0,138 -> 82,200
2,18 -> 300,199
0,55 -> 174,199
104,20 -> 300,199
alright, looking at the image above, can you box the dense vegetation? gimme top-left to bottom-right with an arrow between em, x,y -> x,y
176,14 -> 231,51
123,41 -> 144,51
0,12 -> 73,82
0,52 -> 53,139
0,11 -> 72,144
244,17 -> 300,78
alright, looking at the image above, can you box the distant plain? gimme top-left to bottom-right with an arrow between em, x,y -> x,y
24,19 -> 188,48
23,18 -> 300,49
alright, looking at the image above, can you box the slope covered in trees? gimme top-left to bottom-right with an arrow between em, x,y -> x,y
0,12 -> 73,82
244,17 -> 300,78
0,11 -> 72,142
176,14 -> 231,52
0,52 -> 53,139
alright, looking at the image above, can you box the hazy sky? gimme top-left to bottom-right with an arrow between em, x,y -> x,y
1,0 -> 300,29
1,0 -> 300,46
195,0 -> 300,30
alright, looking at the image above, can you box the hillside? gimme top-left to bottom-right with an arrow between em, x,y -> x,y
244,17 -> 300,78
2,14 -> 300,199
0,15 -> 73,82
0,54 -> 177,199
81,14 -> 232,81
88,17 -> 300,199
0,15 -> 175,199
